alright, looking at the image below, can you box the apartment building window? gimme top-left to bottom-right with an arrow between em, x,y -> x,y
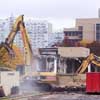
96,24 -> 100,41
78,26 -> 83,31
65,31 -> 82,37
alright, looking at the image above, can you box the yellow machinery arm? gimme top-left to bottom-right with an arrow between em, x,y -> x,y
0,15 -> 24,58
19,19 -> 33,66
5,15 -> 24,45
76,53 -> 100,74
0,15 -> 33,70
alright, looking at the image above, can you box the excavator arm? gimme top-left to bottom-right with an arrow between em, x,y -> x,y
5,15 -> 24,45
76,53 -> 100,74
18,20 -> 33,66
0,15 -> 33,70
0,15 -> 24,58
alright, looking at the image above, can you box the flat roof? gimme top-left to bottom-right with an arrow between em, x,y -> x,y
58,47 -> 90,58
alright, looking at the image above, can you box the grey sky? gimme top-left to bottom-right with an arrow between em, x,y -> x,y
0,0 -> 100,30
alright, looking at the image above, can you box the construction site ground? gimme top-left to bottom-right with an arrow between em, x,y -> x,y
30,93 -> 100,100
2,92 -> 100,100
8,77 -> 99,100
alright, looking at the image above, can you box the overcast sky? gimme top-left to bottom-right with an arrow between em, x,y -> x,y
0,0 -> 100,30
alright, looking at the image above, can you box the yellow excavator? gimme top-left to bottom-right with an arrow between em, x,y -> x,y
0,15 -> 34,97
76,53 -> 100,74
0,15 -> 33,71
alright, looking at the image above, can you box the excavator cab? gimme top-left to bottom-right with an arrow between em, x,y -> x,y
36,48 -> 57,84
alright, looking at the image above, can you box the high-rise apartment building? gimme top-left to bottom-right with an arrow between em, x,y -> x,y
24,19 -> 52,49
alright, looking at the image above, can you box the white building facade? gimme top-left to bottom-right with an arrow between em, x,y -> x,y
0,15 -> 14,43
25,19 -> 52,49
48,32 -> 64,47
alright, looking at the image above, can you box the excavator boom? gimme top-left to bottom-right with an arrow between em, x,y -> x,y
0,15 -> 24,58
6,15 -> 24,45
76,53 -> 100,74
0,15 -> 33,70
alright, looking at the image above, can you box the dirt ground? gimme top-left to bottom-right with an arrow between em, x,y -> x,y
18,79 -> 100,100
27,92 -> 100,100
